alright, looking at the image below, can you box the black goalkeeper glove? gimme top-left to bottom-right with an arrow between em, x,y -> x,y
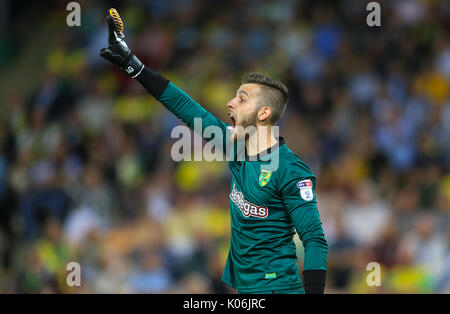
99,8 -> 144,78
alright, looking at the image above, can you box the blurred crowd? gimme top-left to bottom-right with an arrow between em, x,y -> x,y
0,0 -> 449,293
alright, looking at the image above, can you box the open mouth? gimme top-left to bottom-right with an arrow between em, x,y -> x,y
229,113 -> 236,128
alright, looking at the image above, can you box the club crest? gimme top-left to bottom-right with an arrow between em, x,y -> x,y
259,170 -> 272,187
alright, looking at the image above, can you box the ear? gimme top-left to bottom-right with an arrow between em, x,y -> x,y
257,106 -> 272,123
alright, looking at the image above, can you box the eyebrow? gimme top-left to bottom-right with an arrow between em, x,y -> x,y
238,90 -> 249,98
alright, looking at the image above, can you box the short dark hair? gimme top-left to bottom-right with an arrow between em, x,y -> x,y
241,72 -> 289,125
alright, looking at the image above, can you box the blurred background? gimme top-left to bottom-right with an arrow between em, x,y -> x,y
0,0 -> 449,293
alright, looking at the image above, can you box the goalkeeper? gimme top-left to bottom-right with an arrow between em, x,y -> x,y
100,9 -> 328,294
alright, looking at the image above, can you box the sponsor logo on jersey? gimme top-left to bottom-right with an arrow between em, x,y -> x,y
296,179 -> 314,201
229,183 -> 269,218
258,170 -> 272,187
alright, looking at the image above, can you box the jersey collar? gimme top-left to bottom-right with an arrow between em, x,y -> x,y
245,137 -> 285,161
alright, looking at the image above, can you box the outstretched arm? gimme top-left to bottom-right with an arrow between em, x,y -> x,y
99,8 -> 229,151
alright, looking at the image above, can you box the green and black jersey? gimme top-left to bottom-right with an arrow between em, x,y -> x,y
152,81 -> 328,293
223,142 -> 327,293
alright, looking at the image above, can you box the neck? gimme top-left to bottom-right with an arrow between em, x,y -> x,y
246,124 -> 278,156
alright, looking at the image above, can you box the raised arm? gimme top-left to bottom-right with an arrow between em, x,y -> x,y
99,8 -> 229,151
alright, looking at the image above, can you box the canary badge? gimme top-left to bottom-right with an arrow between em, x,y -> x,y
259,170 -> 272,187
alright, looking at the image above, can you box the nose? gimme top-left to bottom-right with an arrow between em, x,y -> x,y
227,98 -> 236,110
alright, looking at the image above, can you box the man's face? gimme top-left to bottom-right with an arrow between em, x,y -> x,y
227,83 -> 261,141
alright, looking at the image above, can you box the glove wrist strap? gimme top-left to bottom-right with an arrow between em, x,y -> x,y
122,55 -> 144,78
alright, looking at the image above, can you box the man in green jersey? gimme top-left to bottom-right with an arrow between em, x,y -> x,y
99,9 -> 328,294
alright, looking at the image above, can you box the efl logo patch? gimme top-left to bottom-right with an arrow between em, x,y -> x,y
296,179 -> 314,201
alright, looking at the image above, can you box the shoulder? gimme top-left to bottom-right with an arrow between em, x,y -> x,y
272,145 -> 316,194
278,145 -> 315,179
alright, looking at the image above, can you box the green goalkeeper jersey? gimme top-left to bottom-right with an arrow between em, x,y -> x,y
157,82 -> 328,293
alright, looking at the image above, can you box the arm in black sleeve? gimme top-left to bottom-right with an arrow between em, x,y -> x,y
135,66 -> 170,100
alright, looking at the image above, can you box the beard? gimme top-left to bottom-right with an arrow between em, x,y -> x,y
230,109 -> 258,143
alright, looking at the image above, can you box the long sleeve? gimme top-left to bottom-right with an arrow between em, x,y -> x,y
279,166 -> 328,293
279,163 -> 328,272
136,66 -> 229,152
